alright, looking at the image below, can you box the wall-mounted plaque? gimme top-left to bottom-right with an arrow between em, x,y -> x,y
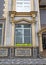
15,48 -> 31,56
0,48 -> 8,57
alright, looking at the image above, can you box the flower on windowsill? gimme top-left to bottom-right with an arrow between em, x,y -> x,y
15,43 -> 32,47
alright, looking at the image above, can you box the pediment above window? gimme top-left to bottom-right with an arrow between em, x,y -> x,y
14,18 -> 33,24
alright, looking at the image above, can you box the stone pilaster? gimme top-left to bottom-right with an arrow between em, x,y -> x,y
11,14 -> 15,46
11,22 -> 15,46
32,21 -> 39,58
39,34 -> 43,52
31,0 -> 38,58
12,0 -> 16,11
10,0 -> 15,46
31,0 -> 34,10
32,22 -> 36,47
4,0 -> 9,46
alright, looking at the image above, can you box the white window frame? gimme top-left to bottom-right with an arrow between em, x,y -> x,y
16,0 -> 31,12
12,0 -> 34,12
11,0 -> 33,12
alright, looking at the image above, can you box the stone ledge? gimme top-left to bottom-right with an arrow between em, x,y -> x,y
0,58 -> 46,64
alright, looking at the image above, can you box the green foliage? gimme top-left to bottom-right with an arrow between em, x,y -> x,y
15,43 -> 32,47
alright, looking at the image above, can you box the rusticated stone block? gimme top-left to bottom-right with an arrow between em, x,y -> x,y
15,48 -> 31,56
0,48 -> 8,57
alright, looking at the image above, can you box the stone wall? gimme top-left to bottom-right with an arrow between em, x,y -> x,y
0,0 -> 4,18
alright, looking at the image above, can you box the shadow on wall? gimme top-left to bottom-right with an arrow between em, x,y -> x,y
40,9 -> 46,25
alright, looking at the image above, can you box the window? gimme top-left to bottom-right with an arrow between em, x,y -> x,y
16,0 -> 31,12
0,23 -> 4,45
42,34 -> 46,49
14,24 -> 32,46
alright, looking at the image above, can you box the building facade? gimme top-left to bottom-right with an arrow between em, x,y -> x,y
0,0 -> 46,63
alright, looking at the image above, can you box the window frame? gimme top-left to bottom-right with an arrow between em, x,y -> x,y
14,24 -> 32,46
12,0 -> 32,12
16,0 -> 31,12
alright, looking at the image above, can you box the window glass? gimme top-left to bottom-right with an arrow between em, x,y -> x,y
15,24 -> 21,28
15,24 -> 32,44
0,24 -> 2,28
16,36 -> 22,43
24,24 -> 31,28
24,37 -> 30,43
0,24 -> 2,45
15,29 -> 22,36
24,29 -> 30,36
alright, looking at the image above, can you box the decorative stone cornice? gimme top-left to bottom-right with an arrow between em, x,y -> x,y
9,11 -> 37,24
30,11 -> 37,18
9,11 -> 16,17
9,11 -> 37,17
10,18 -> 36,24
14,18 -> 33,24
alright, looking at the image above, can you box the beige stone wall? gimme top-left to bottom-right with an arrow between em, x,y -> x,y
3,0 -> 43,52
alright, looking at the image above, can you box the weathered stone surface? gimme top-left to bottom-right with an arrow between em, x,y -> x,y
0,58 -> 46,64
0,48 -> 8,57
33,48 -> 39,58
15,48 -> 31,56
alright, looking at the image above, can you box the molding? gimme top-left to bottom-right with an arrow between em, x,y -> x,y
9,11 -> 37,16
38,27 -> 46,35
38,27 -> 46,52
13,18 -> 36,24
0,46 -> 39,48
9,11 -> 32,16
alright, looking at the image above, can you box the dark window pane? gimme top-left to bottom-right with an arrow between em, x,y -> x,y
15,29 -> 22,36
0,24 -> 2,28
0,28 -> 2,45
24,37 -> 30,43
15,36 -> 22,43
15,24 -> 21,28
24,29 -> 30,36
24,24 -> 31,28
